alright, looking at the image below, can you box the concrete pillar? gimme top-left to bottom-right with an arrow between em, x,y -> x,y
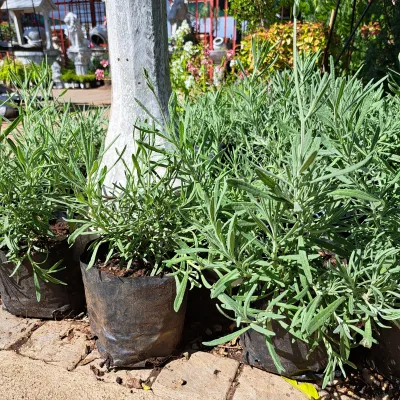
102,0 -> 172,187
43,12 -> 53,50
9,11 -> 24,46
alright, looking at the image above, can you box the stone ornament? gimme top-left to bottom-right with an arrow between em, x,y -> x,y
65,12 -> 91,76
65,12 -> 88,51
51,61 -> 63,89
23,27 -> 46,48
1,0 -> 56,50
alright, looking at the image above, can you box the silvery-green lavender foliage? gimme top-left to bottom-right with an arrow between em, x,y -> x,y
64,129 -> 188,297
162,39 -> 400,386
0,65 -> 107,299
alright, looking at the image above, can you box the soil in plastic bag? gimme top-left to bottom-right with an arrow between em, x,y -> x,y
0,236 -> 86,319
80,243 -> 187,368
241,321 -> 328,377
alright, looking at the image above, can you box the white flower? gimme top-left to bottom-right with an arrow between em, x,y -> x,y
183,41 -> 194,54
184,75 -> 195,89
172,20 -> 191,42
213,66 -> 225,87
180,20 -> 191,35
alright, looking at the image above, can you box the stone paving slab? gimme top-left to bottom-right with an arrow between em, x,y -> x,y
0,310 -> 314,399
18,320 -> 94,371
0,351 -> 156,400
76,348 -> 154,387
232,365 -> 307,400
0,306 -> 41,350
151,351 -> 240,400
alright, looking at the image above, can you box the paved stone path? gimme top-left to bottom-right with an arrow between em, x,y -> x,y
52,86 -> 111,106
0,306 -> 311,400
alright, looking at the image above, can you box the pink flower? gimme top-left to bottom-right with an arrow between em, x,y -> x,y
187,61 -> 199,75
201,58 -> 209,65
204,47 -> 211,57
95,69 -> 105,80
239,70 -> 249,79
100,59 -> 109,68
226,49 -> 235,61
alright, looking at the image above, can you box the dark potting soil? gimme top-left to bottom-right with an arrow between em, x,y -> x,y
317,365 -> 400,399
17,221 -> 70,257
95,258 -> 152,278
50,221 -> 70,238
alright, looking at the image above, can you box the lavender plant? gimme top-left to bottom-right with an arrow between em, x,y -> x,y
161,7 -> 400,385
0,64 -> 107,299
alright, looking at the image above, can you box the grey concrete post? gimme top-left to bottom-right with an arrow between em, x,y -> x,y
102,0 -> 172,187
43,12 -> 53,50
9,11 -> 24,46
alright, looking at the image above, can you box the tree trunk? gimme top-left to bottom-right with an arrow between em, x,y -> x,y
102,0 -> 172,187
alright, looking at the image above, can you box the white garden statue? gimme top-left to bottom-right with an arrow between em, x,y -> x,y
65,12 -> 91,75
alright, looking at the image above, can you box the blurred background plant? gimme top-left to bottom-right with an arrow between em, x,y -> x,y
169,21 -> 238,98
240,22 -> 327,72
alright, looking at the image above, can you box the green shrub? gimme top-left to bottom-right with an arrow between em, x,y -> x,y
163,37 -> 400,386
0,65 -> 107,299
0,59 -> 28,86
76,74 -> 96,83
61,69 -> 78,82
239,22 -> 327,72
229,0 -> 290,32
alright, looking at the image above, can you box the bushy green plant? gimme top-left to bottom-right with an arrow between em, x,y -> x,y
0,59 -> 29,87
301,0 -> 400,82
229,0 -> 292,32
76,74 -> 96,84
0,65 -> 107,299
239,22 -> 327,72
0,22 -> 16,42
61,69 -> 78,83
56,126 -> 193,311
161,28 -> 400,385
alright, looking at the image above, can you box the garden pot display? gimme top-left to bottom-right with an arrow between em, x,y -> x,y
80,247 -> 187,367
368,325 -> 400,384
213,37 -> 225,50
241,321 -> 328,377
0,238 -> 85,319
